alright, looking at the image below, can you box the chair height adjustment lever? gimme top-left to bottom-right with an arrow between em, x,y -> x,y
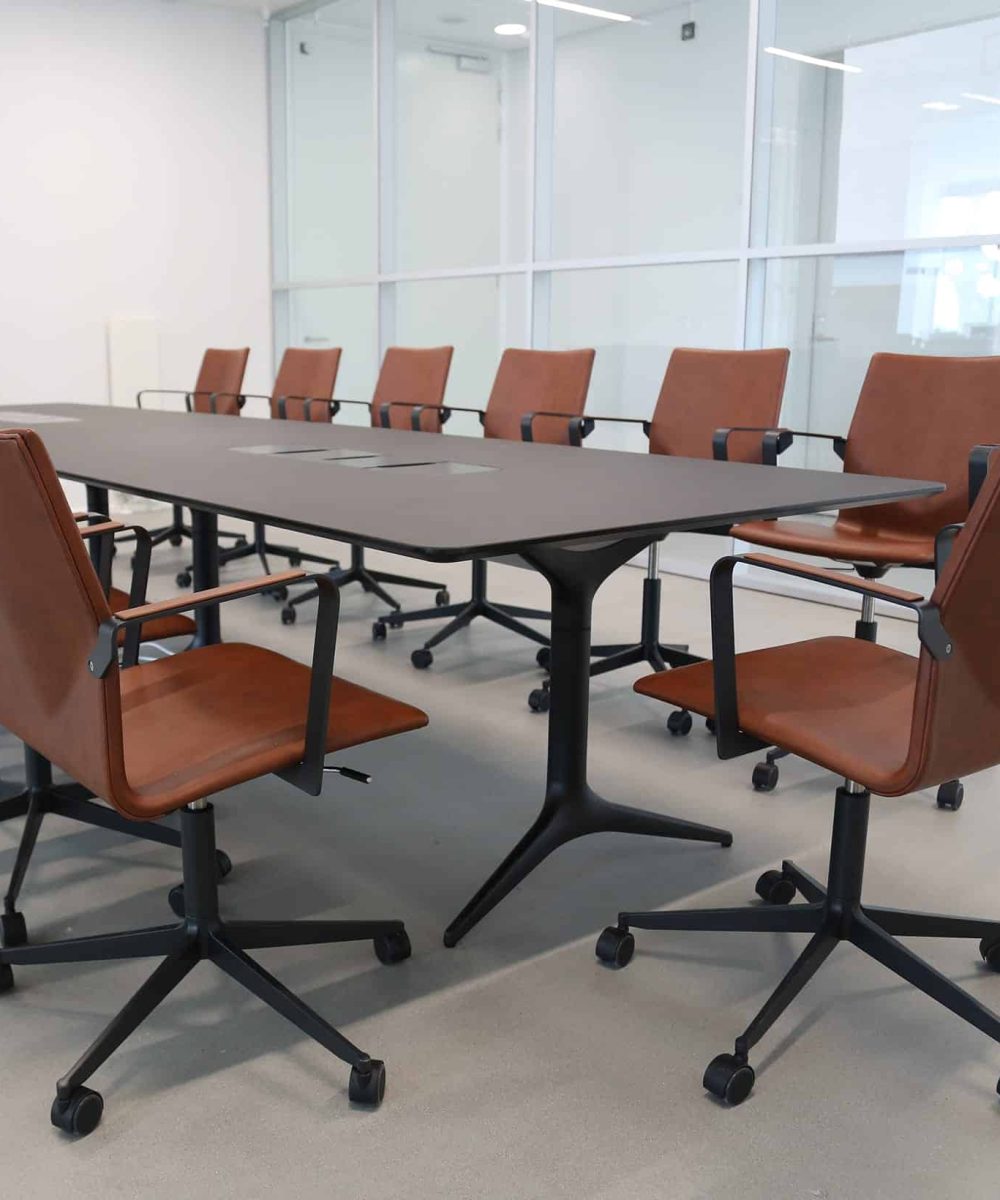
323,765 -> 372,785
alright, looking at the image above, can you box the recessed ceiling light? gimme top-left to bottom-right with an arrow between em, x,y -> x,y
922,101 -> 960,111
495,22 -> 528,35
526,0 -> 632,22
764,46 -> 861,73
962,92 -> 1000,106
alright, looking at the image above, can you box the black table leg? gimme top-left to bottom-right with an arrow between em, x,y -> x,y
85,485 -> 110,572
443,538 -> 733,947
190,508 -> 221,646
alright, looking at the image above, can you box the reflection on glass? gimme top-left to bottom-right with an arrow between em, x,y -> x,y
284,3 -> 375,280
756,3 -> 1000,245
758,247 -> 1000,468
393,4 -> 529,271
547,261 -> 741,450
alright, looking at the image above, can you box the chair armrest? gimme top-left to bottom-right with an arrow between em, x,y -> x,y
88,570 -> 306,678
768,428 -> 847,461
136,389 -> 192,410
76,520 -> 126,540
275,574 -> 342,796
73,510 -> 111,523
571,413 -> 651,438
272,394 -> 336,422
969,444 -> 1000,507
376,400 -> 452,431
197,392 -> 247,414
712,427 -> 794,467
519,411 -> 593,448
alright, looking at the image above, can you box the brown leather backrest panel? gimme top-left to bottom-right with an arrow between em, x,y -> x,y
898,461 -> 1000,792
483,348 -> 595,444
191,348 -> 250,416
373,346 -> 454,432
270,348 -> 341,422
0,431 -> 126,804
840,353 -> 1000,539
648,348 -> 789,461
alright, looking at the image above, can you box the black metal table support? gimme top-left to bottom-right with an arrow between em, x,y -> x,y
190,508 -> 221,647
443,537 -> 733,947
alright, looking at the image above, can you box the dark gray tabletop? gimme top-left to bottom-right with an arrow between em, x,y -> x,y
0,404 -> 942,561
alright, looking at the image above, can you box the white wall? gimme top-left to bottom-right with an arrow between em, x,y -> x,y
0,0 -> 274,413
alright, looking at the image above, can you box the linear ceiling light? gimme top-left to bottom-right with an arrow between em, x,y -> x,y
495,23 -> 528,35
923,101 -> 960,111
764,46 -> 862,74
963,92 -> 1000,105
526,0 -> 632,23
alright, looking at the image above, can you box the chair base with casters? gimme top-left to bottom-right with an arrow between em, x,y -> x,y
175,520 -> 341,592
378,557 -> 549,669
0,747 -> 231,949
143,503 -> 247,554
283,543 -> 449,625
526,542 -> 700,713
2,801 -> 406,1136
597,784 -> 1000,1106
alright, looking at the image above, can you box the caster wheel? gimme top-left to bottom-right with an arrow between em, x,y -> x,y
705,717 -> 717,734
703,1054 -> 755,1106
755,869 -> 795,906
411,648 -> 433,670
595,926 -> 635,968
215,849 -> 233,880
536,647 -> 551,671
270,585 -> 289,603
528,687 -> 550,714
667,710 -> 693,737
752,762 -> 779,792
281,606 -> 297,626
51,1086 -> 104,1137
168,884 -> 185,919
979,935 -> 1000,971
435,589 -> 450,607
288,553 -> 302,567
175,570 -> 192,589
937,780 -> 964,811
0,963 -> 13,994
169,533 -> 183,548
372,621 -> 387,642
374,930 -> 411,965
387,613 -> 404,629
1,910 -> 27,948
349,1059 -> 386,1107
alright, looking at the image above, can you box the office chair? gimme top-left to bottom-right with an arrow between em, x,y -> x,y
524,348 -> 790,713
175,347 -> 345,592
0,513 -> 208,950
135,347 -> 252,553
596,446 -> 1000,1107
376,347 -> 596,668
280,346 -> 455,625
0,427 -> 428,1135
727,352 -> 1000,809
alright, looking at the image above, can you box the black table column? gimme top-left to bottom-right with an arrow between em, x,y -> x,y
190,507 -> 221,646
443,536 -> 733,947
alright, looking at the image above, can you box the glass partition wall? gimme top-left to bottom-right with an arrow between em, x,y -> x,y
271,0 -> 1000,578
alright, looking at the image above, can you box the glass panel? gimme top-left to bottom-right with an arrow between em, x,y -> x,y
755,2 -> 1000,246
393,3 -> 530,272
393,276 -> 514,436
279,286 -> 379,425
284,3 -> 375,281
548,0 -> 750,259
546,261 -> 742,451
757,247 -> 1000,470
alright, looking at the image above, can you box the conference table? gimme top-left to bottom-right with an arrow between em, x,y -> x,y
0,403 -> 941,945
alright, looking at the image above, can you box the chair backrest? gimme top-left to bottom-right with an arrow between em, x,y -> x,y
372,346 -> 454,432
483,348 -> 595,445
191,348 -> 250,416
899,460 -> 1000,791
270,348 -> 342,421
647,348 -> 789,462
0,429 -> 127,808
838,353 -> 1000,540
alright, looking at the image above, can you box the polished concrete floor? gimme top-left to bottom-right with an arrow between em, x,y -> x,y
2,532 -> 998,1199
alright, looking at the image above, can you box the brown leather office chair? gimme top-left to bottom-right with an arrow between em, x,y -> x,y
729,352 -> 1000,808
378,347 -> 596,668
181,348 -> 346,591
0,428 -> 428,1135
524,347 -> 790,712
280,346 -> 455,625
596,447 -> 1000,1108
136,347 -> 251,551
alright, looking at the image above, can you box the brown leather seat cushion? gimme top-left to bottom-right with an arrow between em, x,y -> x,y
108,586 -> 196,644
731,518 -> 935,567
634,637 -> 919,795
120,643 -> 428,812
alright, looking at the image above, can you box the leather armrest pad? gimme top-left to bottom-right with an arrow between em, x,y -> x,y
744,554 -> 925,602
115,570 -> 307,621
